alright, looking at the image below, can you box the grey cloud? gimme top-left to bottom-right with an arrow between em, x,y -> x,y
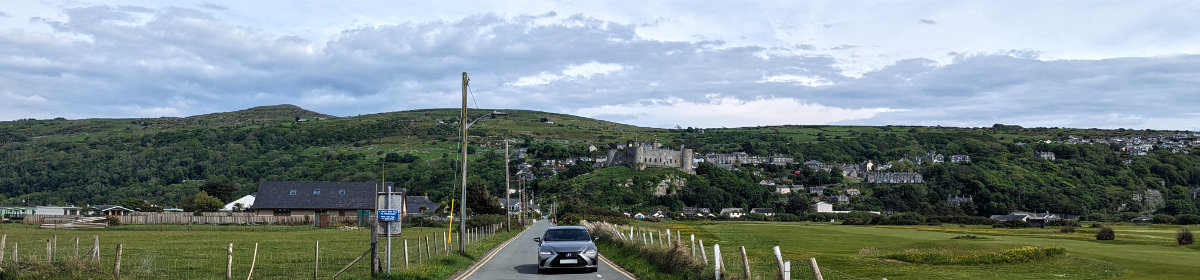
198,2 -> 228,11
919,19 -> 937,25
0,10 -> 9,18
2,5 -> 1197,130
820,54 -> 1200,129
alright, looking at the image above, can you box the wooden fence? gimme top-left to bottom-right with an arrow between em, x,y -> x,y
24,214 -> 362,226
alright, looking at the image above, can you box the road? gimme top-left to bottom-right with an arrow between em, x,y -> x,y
451,219 -> 637,280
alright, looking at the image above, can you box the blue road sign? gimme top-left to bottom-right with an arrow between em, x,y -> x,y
378,209 -> 399,221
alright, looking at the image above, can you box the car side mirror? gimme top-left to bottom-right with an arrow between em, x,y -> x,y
533,237 -> 541,243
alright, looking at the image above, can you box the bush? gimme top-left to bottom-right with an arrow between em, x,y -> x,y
952,234 -> 989,240
1088,223 -> 1103,228
466,214 -> 507,228
928,215 -> 997,225
105,215 -> 120,226
1096,226 -> 1115,240
1153,214 -> 1177,224
775,213 -> 800,222
402,215 -> 445,228
1046,220 -> 1080,227
1059,226 -> 1076,233
744,213 -> 768,221
879,212 -> 926,225
1178,228 -> 1194,245
993,219 -> 1030,228
882,246 -> 1065,265
1175,214 -> 1200,225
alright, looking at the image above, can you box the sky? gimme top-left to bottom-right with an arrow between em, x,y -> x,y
2,1 -> 1199,130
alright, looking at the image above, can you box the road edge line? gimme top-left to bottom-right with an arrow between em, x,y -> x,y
450,224 -> 533,280
598,254 -> 638,280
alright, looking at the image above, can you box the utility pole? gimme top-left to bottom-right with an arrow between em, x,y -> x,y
459,72 -> 469,252
505,141 -> 511,232
519,178 -> 526,227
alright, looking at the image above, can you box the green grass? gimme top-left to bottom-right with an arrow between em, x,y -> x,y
624,221 -> 1200,279
0,223 -> 525,280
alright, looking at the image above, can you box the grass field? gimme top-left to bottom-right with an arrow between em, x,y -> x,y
625,221 -> 1199,280
0,223 -> 523,280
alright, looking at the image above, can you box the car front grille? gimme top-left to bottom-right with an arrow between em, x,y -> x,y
552,251 -> 586,267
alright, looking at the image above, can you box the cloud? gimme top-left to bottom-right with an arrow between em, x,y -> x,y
0,4 -> 1198,130
573,95 -> 898,128
0,10 -> 9,18
508,61 -> 626,86
919,19 -> 937,25
198,2 -> 228,11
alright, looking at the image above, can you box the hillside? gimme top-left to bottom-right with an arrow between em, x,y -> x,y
1,105 -> 1198,220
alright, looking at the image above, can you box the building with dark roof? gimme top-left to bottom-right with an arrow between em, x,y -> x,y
252,181 -> 396,217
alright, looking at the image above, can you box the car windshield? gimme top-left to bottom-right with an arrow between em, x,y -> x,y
544,228 -> 591,241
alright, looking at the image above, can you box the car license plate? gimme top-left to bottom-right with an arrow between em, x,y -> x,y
559,259 -> 578,264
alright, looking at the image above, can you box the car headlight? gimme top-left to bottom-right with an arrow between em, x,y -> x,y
539,250 -> 554,256
583,249 -> 597,257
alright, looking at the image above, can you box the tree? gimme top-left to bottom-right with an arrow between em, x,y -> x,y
200,181 -> 237,203
120,197 -> 146,210
1178,228 -> 1194,245
466,181 -> 504,215
193,191 -> 223,212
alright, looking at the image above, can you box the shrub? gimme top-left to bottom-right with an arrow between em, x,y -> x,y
1178,228 -> 1194,245
880,212 -> 927,225
882,246 -> 1065,265
993,219 -> 1030,228
1059,226 -> 1076,233
1152,214 -> 1177,224
402,215 -> 445,227
775,213 -> 800,222
1088,223 -> 1103,228
744,213 -> 768,221
1046,219 -> 1080,227
952,234 -> 989,240
928,215 -> 997,225
1096,226 -> 1115,240
466,214 -> 507,228
105,215 -> 120,226
1175,214 -> 1200,225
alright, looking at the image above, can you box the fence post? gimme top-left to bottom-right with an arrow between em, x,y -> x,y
1,234 -> 6,263
46,238 -> 52,263
666,229 -> 671,247
247,243 -> 259,280
773,246 -> 785,280
809,258 -> 823,280
92,235 -> 99,264
13,242 -> 18,263
783,260 -> 791,280
226,243 -> 233,279
677,232 -> 682,249
739,246 -> 751,279
443,231 -> 449,257
74,237 -> 79,259
314,240 -> 319,280
404,239 -> 409,269
690,235 -> 696,256
713,244 -> 722,280
699,239 -> 708,265
113,244 -> 123,280
52,235 -> 57,262
425,235 -> 431,260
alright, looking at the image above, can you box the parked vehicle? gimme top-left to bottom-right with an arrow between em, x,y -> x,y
533,225 -> 599,273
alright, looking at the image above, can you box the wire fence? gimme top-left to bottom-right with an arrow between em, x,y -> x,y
0,222 -> 512,279
583,221 -> 887,280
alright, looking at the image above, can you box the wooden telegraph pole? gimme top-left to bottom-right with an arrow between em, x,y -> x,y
505,141 -> 511,232
459,72 -> 469,252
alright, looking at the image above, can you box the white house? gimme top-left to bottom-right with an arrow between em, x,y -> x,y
813,202 -> 834,213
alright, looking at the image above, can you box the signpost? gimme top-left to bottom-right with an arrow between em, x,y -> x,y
378,210 -> 399,222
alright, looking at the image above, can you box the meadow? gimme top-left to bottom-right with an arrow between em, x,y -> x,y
0,223 -> 521,280
623,221 -> 1199,280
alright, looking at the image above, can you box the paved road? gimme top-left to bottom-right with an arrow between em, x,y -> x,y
452,219 -> 636,280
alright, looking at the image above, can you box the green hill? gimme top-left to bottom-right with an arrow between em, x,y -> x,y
0,105 -> 1198,221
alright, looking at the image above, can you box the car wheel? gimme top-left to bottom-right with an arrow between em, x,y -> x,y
590,267 -> 598,273
537,267 -> 545,274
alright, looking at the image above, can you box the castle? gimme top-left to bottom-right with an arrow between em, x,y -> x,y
605,142 -> 694,174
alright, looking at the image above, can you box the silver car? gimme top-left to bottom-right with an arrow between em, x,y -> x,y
533,225 -> 599,273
